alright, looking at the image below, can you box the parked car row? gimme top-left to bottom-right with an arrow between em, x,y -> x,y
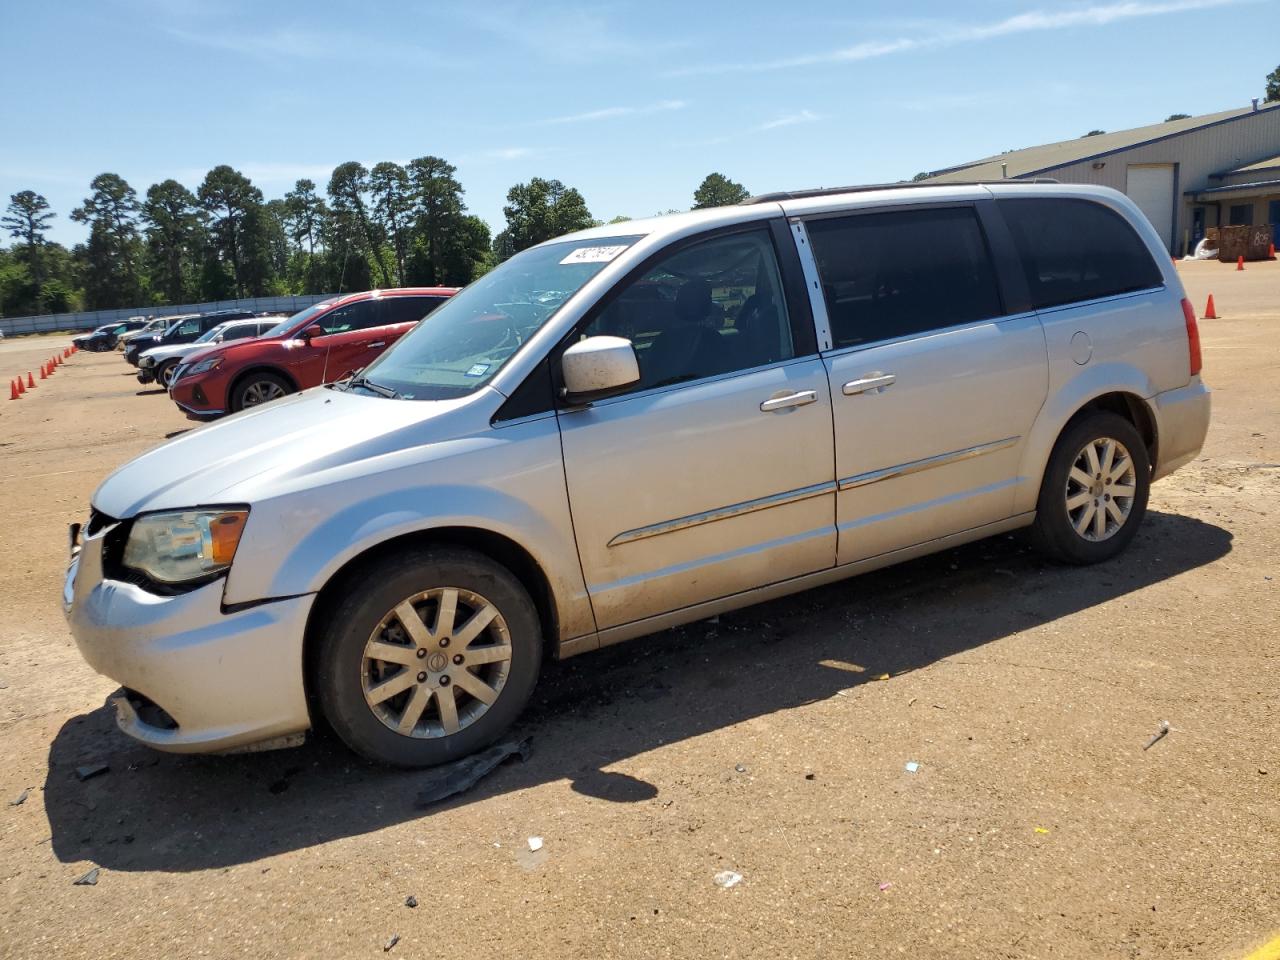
116,290 -> 458,419
64,183 -> 1210,770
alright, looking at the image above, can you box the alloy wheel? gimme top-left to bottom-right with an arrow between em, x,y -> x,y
242,380 -> 287,406
361,587 -> 513,738
1065,436 -> 1138,542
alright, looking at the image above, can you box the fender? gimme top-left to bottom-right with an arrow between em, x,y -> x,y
1013,360 -> 1157,515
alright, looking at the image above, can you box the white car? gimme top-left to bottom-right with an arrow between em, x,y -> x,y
65,182 -> 1209,768
136,318 -> 275,386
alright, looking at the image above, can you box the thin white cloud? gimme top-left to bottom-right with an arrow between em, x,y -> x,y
757,110 -> 822,131
542,100 -> 687,125
667,0 -> 1244,76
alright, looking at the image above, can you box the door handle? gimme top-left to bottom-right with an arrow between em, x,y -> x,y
760,390 -> 817,412
842,374 -> 896,396
367,341 -> 386,348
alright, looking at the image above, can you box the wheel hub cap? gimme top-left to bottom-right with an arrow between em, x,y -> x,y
1065,436 -> 1138,542
361,587 -> 513,739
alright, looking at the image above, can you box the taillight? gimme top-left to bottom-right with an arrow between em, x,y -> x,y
1180,297 -> 1202,377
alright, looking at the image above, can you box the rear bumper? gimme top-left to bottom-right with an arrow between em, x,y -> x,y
63,523 -> 314,753
1152,378 -> 1211,481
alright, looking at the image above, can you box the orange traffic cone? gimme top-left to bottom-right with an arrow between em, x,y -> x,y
1271,243 -> 1277,260
39,364 -> 47,380
9,379 -> 19,400
1203,294 -> 1217,319
1237,255 -> 1245,271
26,372 -> 35,389
16,376 -> 24,395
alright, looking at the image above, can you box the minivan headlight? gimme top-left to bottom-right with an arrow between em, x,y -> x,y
187,356 -> 223,375
122,508 -> 249,584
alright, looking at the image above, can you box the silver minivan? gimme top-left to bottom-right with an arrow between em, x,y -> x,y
64,182 -> 1210,767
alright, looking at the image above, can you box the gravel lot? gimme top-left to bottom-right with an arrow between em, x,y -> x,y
0,260 -> 1276,959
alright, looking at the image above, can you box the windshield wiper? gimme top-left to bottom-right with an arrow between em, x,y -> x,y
345,375 -> 400,399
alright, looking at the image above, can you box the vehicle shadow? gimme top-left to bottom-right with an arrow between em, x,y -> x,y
44,510 -> 1230,873
134,389 -> 167,396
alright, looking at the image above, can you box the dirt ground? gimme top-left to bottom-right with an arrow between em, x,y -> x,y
0,261 -> 1277,959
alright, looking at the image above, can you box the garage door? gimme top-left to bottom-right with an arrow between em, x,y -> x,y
1126,164 -> 1175,252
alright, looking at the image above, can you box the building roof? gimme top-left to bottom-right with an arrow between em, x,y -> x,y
927,102 -> 1280,182
1190,177 -> 1280,199
1230,153 -> 1280,173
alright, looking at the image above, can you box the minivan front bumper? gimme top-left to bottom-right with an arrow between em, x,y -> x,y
63,522 -> 314,753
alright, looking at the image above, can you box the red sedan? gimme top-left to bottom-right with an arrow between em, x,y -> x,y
168,288 -> 458,420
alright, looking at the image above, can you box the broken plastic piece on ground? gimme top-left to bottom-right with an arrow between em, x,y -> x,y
10,787 -> 29,806
383,933 -> 400,952
527,836 -> 543,852
404,895 -> 417,908
1143,721 -> 1171,750
714,870 -> 743,889
734,763 -> 747,774
878,881 -> 893,891
73,866 -> 99,886
873,673 -> 890,681
415,736 -> 531,807
75,763 -> 109,782
1034,827 -> 1050,834
904,761 -> 920,773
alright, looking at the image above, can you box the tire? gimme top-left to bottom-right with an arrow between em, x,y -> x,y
230,371 -> 294,412
158,360 -> 180,388
312,547 -> 543,768
1030,411 -> 1150,565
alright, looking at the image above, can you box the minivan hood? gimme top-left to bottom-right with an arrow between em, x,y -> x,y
92,386 -> 487,518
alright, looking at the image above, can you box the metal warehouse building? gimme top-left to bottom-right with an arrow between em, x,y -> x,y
927,100 -> 1280,256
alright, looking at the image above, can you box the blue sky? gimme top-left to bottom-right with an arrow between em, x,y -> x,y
2,0 -> 1277,247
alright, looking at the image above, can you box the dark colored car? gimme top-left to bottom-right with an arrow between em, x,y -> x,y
74,319 -> 150,352
169,289 -> 457,419
124,310 -> 257,366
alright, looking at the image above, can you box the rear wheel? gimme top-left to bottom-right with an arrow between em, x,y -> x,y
158,360 -> 180,388
312,547 -> 542,767
1030,412 -> 1150,564
231,371 -> 293,412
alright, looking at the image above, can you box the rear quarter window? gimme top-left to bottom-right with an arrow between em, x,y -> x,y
999,198 -> 1163,310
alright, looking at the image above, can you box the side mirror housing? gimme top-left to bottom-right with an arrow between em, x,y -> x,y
299,325 -> 321,344
561,335 -> 640,405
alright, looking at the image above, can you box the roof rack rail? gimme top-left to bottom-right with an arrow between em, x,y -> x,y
740,178 -> 1061,204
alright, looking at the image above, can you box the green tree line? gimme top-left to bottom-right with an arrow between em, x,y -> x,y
1,167 -> 748,318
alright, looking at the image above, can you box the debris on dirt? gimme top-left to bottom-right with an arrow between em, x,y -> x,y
734,763 -> 748,774
10,787 -> 29,806
1143,722 -> 1171,751
804,773 -> 815,781
383,933 -> 400,952
714,871 -> 743,889
527,836 -> 543,852
1034,827 -> 1050,834
73,867 -> 100,886
904,762 -> 920,773
75,763 -> 108,781
932,704 -> 946,710
878,881 -> 893,891
404,895 -> 417,908
415,737 -> 532,808
873,673 -> 891,681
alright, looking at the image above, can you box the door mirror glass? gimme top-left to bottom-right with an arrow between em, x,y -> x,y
561,336 -> 640,404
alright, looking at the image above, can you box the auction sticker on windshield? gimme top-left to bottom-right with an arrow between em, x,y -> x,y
559,244 -> 629,265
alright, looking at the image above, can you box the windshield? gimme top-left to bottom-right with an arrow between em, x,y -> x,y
263,301 -> 337,339
359,236 -> 641,400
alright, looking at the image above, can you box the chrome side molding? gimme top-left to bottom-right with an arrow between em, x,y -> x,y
608,480 -> 836,547
839,436 -> 1019,491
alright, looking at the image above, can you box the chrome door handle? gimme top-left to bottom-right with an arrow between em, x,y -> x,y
843,374 -> 896,395
760,390 -> 818,412
367,341 -> 386,348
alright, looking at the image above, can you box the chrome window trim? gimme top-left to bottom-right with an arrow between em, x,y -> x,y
789,220 -> 833,352
608,480 -> 836,547
838,436 -> 1019,491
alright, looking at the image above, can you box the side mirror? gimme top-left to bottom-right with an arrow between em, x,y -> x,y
299,325 -> 321,344
561,336 -> 640,405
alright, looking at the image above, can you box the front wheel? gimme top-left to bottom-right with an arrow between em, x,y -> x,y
230,371 -> 294,412
1030,412 -> 1150,564
312,547 -> 543,767
158,359 -> 180,388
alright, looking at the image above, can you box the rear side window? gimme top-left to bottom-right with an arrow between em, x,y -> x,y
381,296 -> 446,325
222,324 -> 257,341
999,198 -> 1163,310
806,206 -> 1003,349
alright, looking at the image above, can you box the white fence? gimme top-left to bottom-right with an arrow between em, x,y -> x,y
0,294 -> 338,337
